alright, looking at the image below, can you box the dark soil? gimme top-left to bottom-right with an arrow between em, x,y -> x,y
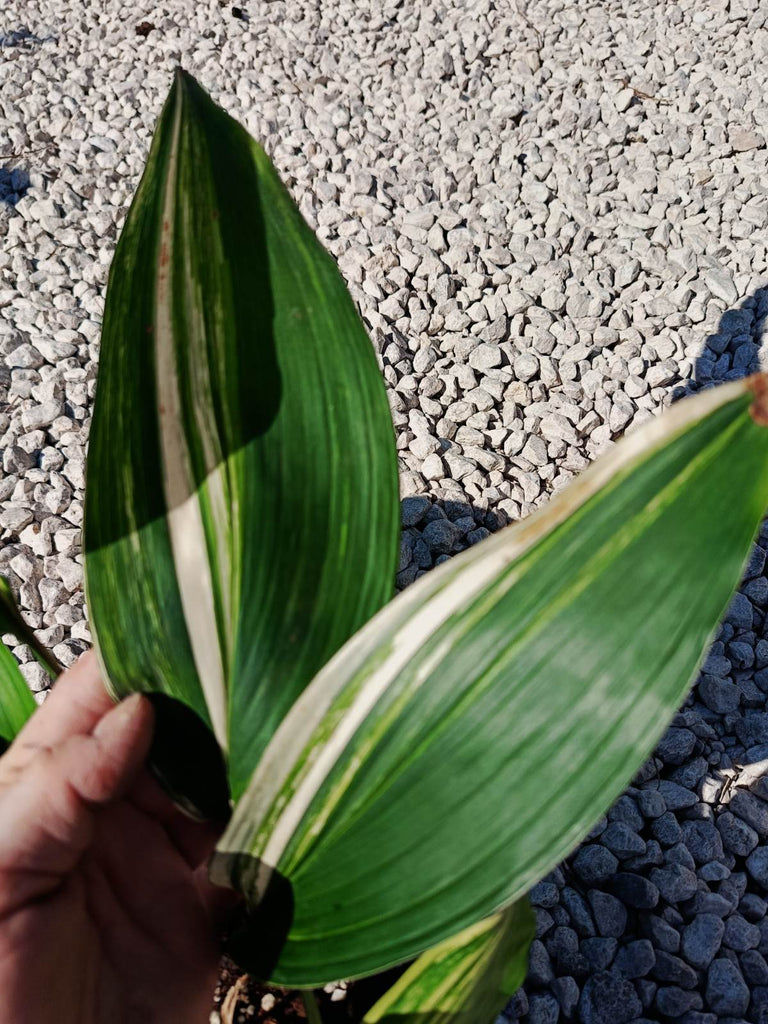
215,960 -> 406,1024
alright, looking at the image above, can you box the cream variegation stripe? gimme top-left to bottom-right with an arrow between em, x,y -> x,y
154,86 -> 228,750
363,900 -> 533,1022
214,376 -> 757,889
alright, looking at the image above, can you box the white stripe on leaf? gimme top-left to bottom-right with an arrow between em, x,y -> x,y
214,375 -> 756,880
155,86 -> 228,751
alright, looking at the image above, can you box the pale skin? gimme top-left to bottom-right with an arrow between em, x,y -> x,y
0,652 -> 232,1024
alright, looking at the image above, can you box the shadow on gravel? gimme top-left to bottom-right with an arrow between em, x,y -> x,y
0,165 -> 29,207
677,286 -> 768,399
396,495 -> 508,591
674,286 -> 768,784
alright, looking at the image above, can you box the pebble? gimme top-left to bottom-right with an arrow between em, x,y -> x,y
643,915 -> 681,955
653,950 -> 698,988
723,914 -> 760,953
699,677 -> 741,714
656,728 -> 697,765
636,788 -> 666,819
652,811 -> 683,847
656,986 -> 702,1017
562,887 -> 596,937
730,791 -> 768,838
528,940 -> 555,987
726,593 -> 754,632
681,820 -> 723,865
20,400 -> 62,431
729,129 -> 765,154
530,881 -> 560,909
581,938 -> 617,973
600,822 -> 645,858
658,781 -> 699,811
740,893 -> 767,924
704,269 -> 738,307
527,992 -> 559,1024
552,975 -> 579,1018
681,915 -> 725,970
746,847 -> 768,889
613,939 -> 655,978
718,812 -> 759,858
573,846 -> 619,885
705,959 -> 750,1017
606,874 -> 659,910
578,971 -> 642,1024
587,891 -> 627,939
741,949 -> 768,985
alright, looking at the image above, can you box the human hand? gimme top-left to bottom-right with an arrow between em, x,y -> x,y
0,652 -> 229,1024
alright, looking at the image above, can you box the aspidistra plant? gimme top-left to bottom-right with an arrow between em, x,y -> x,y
2,70 -> 768,1022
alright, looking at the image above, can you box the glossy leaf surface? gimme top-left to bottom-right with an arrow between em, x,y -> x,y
214,377 -> 768,983
84,71 -> 399,802
0,577 -> 60,678
0,643 -> 35,748
364,901 -> 533,1024
0,578 -> 49,745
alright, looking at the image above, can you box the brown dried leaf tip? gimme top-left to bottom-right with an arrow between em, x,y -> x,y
748,373 -> 768,427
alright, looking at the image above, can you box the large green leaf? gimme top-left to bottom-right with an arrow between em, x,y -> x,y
0,643 -> 36,749
363,901 -> 533,1024
0,578 -> 53,748
0,577 -> 61,679
83,71 -> 399,802
212,375 -> 768,984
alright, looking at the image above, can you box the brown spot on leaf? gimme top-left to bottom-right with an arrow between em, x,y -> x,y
748,373 -> 768,427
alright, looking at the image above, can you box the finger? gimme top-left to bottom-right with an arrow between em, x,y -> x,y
195,866 -> 243,933
1,652 -> 113,774
166,816 -> 223,870
129,769 -> 224,869
0,694 -> 153,915
80,692 -> 155,803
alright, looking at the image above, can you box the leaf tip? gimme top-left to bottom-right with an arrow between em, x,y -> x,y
748,373 -> 768,427
171,67 -> 200,99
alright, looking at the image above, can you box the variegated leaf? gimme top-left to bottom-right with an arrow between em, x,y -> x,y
212,375 -> 768,983
363,900 -> 534,1024
0,576 -> 61,679
0,578 -> 48,747
0,643 -> 36,750
84,71 -> 399,804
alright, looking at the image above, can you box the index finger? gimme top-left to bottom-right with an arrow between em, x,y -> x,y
2,651 -> 114,770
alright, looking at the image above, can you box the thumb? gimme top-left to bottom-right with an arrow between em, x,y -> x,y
72,693 -> 155,805
0,695 -> 153,915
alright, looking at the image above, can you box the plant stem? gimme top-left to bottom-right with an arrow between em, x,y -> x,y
302,991 -> 324,1024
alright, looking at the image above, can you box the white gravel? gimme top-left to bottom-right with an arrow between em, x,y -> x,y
2,0 -> 768,1020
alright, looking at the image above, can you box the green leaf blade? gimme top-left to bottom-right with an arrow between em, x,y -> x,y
0,577 -> 61,679
0,578 -> 52,747
0,643 -> 36,748
84,71 -> 399,802
363,901 -> 533,1024
214,377 -> 768,983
